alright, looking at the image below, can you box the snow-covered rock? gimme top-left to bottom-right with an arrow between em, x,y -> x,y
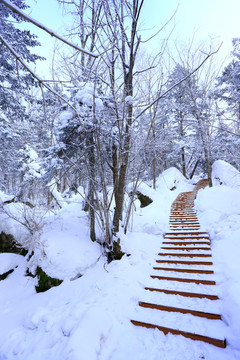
0,253 -> 25,275
156,167 -> 192,192
212,160 -> 240,188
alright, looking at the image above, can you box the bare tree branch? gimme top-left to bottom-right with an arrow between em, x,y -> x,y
1,0 -> 98,58
135,44 -> 223,120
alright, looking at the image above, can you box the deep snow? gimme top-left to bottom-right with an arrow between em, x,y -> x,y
0,164 -> 240,359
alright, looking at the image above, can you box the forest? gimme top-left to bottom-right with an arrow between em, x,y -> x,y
1,1 -> 240,359
0,0 -> 239,256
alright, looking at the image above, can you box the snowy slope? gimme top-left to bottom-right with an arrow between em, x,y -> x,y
0,167 -> 239,359
195,184 -> 240,352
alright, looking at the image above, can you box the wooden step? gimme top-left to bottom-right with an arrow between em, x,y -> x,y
163,241 -> 210,246
161,247 -> 211,251
153,267 -> 214,274
151,275 -> 216,285
169,223 -> 200,226
163,236 -> 210,243
165,234 -> 209,238
156,260 -> 213,265
169,219 -> 200,225
169,216 -> 198,219
171,209 -> 195,211
158,253 -> 212,257
165,232 -> 208,236
171,210 -> 196,212
169,225 -> 200,228
170,214 -> 197,216
169,219 -> 199,221
145,287 -> 219,300
170,226 -> 200,229
131,320 -> 226,348
165,236 -> 209,240
138,302 -> 221,320
169,229 -> 201,231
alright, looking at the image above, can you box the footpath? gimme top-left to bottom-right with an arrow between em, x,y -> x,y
131,179 -> 227,348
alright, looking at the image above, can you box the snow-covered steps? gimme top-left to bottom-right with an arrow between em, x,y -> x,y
131,179 -> 227,349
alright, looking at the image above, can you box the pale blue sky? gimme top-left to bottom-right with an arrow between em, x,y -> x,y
19,0 -> 240,76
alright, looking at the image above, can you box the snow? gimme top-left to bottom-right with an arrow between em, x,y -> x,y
0,165 -> 240,359
76,84 -> 104,110
59,110 -> 73,128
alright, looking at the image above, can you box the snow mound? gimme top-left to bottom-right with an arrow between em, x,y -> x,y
195,185 -> 240,217
130,168 -> 193,236
212,160 -> 240,188
156,167 -> 192,192
0,190 -> 14,203
0,253 -> 25,275
32,202 -> 102,280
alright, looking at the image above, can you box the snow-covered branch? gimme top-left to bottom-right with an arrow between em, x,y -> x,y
1,0 -> 98,58
0,34 -> 86,129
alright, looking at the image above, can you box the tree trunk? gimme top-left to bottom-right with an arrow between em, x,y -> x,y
190,158 -> 199,179
86,130 -> 96,241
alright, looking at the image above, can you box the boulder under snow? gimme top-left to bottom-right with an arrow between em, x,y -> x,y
212,160 -> 240,189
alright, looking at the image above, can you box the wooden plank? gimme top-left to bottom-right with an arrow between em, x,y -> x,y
144,287 -> 219,300
165,234 -> 209,236
161,247 -> 211,251
156,260 -> 213,265
150,275 -> 216,285
153,267 -> 214,274
158,253 -> 212,257
131,320 -> 226,348
162,241 -> 210,245
165,237 -> 209,240
138,302 -> 221,320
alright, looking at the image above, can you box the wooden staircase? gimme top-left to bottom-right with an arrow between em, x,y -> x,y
131,179 -> 227,348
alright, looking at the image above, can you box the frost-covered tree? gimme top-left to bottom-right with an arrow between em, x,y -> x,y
0,0 -> 44,194
215,38 -> 240,133
0,0 -> 43,119
163,64 -> 198,178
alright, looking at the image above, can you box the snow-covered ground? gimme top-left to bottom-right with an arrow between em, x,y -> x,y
0,164 -> 240,359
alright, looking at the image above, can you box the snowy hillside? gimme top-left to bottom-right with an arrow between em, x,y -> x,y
0,165 -> 240,360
